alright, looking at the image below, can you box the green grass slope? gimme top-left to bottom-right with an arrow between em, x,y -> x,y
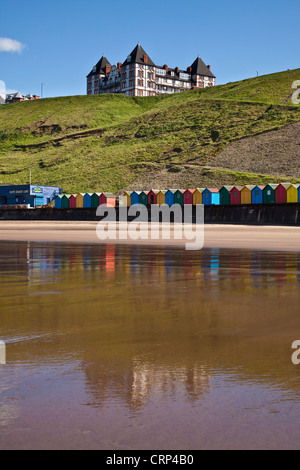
0,68 -> 300,193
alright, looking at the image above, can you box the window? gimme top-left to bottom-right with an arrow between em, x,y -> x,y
267,190 -> 271,195
179,72 -> 189,80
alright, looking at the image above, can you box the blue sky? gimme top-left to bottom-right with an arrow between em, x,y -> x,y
1,0 -> 299,98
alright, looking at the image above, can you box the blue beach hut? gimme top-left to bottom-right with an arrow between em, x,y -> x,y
202,188 -> 220,205
54,195 -> 62,208
84,193 -> 92,208
165,190 -> 176,206
251,186 -> 264,204
131,191 -> 141,205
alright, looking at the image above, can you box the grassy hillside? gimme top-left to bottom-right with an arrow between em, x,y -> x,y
0,68 -> 300,193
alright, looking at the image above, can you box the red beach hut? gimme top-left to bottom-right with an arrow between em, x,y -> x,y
275,183 -> 290,204
230,186 -> 242,205
147,190 -> 159,205
69,194 -> 77,208
183,189 -> 195,205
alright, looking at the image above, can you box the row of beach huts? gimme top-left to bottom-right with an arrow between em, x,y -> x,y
54,184 -> 300,209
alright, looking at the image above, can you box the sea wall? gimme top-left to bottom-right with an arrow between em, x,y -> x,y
0,204 -> 300,226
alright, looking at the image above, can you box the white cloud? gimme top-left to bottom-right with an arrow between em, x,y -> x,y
0,38 -> 25,53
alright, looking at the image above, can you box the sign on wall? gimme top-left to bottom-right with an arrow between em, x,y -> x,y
32,186 -> 43,194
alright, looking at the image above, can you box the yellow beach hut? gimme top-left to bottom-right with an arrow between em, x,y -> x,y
193,188 -> 204,205
241,185 -> 255,204
287,184 -> 300,203
122,191 -> 132,207
157,190 -> 167,205
76,193 -> 85,208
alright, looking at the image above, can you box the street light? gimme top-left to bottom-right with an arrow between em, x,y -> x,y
41,82 -> 47,98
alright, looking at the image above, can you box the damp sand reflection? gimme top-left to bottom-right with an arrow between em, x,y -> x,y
0,242 -> 300,449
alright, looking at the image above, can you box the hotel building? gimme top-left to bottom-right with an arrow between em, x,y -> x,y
87,44 -> 215,97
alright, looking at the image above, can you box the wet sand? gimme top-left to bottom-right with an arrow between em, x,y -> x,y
0,221 -> 299,251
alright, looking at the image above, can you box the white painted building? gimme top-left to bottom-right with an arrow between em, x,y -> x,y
87,44 -> 216,97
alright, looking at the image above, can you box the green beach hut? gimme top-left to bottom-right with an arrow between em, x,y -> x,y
61,194 -> 70,209
220,186 -> 234,205
139,191 -> 148,206
263,184 -> 277,204
91,193 -> 101,208
174,190 -> 184,206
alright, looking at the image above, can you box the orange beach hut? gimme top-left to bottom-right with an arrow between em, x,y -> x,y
76,193 -> 85,208
241,186 -> 255,204
99,193 -> 116,206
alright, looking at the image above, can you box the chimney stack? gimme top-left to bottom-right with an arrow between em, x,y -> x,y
117,62 -> 122,69
175,67 -> 179,74
207,65 -> 211,71
163,64 -> 168,73
105,65 -> 112,76
187,66 -> 192,73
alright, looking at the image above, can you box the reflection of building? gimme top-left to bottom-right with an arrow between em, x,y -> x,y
83,358 -> 211,411
87,43 -> 216,97
131,361 -> 211,407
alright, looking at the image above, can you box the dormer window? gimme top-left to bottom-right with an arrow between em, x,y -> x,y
127,55 -> 131,62
171,71 -> 174,76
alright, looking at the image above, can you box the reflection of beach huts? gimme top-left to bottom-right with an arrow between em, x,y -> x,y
275,183 -> 290,204
174,190 -> 184,206
241,185 -> 254,204
157,190 -> 167,205
76,193 -> 85,208
287,184 -> 300,203
202,188 -> 220,205
69,194 -> 77,208
148,190 -> 159,205
220,186 -> 233,205
230,186 -> 242,205
193,188 -> 204,205
251,186 -> 264,204
139,191 -> 148,206
263,184 -> 277,204
165,190 -> 176,206
99,193 -> 116,206
183,189 -> 195,205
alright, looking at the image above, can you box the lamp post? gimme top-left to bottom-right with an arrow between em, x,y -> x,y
41,82 -> 46,98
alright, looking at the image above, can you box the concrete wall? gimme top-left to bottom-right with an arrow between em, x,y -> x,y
0,203 -> 300,226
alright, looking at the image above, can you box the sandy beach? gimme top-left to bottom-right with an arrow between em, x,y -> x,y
0,220 -> 299,251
